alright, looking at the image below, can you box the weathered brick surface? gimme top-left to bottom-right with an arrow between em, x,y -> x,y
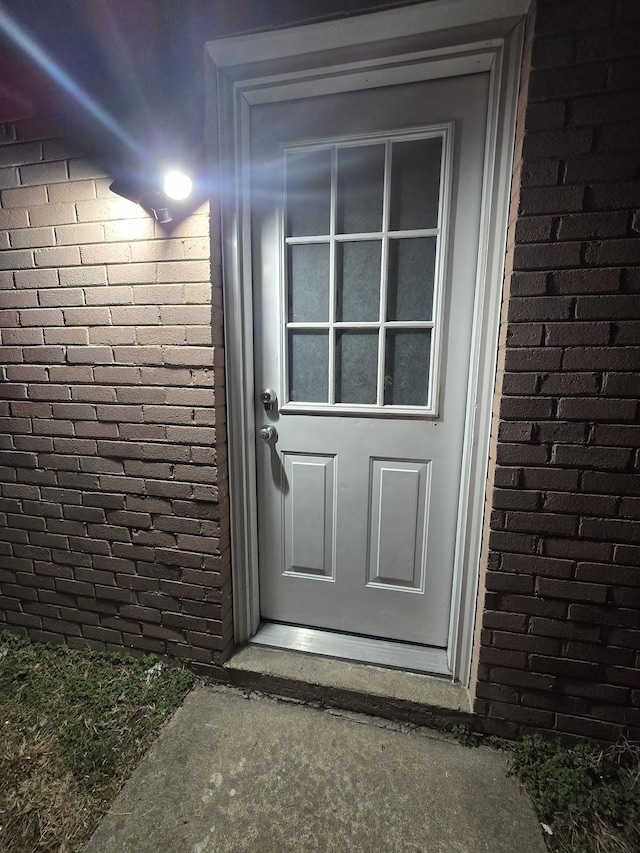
0,127 -> 231,670
477,0 -> 640,742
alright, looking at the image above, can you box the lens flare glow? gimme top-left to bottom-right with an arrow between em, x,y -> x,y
163,170 -> 192,201
0,6 -> 143,158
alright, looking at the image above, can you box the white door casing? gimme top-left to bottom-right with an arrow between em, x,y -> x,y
207,0 -> 528,684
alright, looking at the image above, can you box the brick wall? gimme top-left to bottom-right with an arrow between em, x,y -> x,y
0,122 -> 232,673
476,0 -> 640,742
2,0 -> 640,742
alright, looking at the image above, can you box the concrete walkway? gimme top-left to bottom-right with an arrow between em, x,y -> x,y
84,686 -> 547,853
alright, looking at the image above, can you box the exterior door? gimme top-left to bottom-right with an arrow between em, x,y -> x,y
251,73 -> 489,652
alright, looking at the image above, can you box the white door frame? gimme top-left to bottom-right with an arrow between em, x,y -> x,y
206,0 -> 528,686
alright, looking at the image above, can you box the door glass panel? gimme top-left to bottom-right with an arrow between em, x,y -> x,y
283,128 -> 448,411
288,243 -> 330,322
336,144 -> 385,234
386,237 -> 436,321
336,331 -> 378,404
336,241 -> 381,322
288,331 -> 329,402
286,149 -> 332,237
384,330 -> 431,406
389,137 -> 442,231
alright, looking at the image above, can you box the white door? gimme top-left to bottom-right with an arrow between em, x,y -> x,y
250,73 -> 489,655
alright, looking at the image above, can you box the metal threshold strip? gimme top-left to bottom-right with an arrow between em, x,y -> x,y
250,622 -> 451,676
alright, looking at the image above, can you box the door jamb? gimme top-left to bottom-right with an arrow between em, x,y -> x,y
207,0 -> 528,686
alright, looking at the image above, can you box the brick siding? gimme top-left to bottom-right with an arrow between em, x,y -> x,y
1,0 -> 639,742
476,0 -> 640,742
0,123 -> 232,674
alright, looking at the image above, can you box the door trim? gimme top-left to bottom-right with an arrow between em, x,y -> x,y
207,0 -> 528,685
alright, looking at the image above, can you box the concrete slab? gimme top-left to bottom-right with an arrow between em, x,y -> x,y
227,646 -> 470,712
85,686 -> 547,853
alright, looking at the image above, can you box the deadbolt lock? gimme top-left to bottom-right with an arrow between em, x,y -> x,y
261,387 -> 277,409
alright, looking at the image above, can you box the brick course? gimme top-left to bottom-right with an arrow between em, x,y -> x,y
477,0 -> 640,742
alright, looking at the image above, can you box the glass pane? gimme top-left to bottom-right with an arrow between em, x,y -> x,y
336,145 -> 385,234
336,331 -> 378,405
336,241 -> 381,322
386,237 -> 436,321
389,137 -> 442,231
384,330 -> 431,406
286,149 -> 332,237
288,244 -> 330,322
288,331 -> 329,402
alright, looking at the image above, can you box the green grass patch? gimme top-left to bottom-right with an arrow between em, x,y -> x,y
0,630 -> 195,853
508,734 -> 640,853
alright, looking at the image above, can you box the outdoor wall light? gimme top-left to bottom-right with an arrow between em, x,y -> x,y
109,166 -> 193,224
109,176 -> 145,205
163,169 -> 192,201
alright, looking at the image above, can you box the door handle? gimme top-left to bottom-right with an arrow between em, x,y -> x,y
259,424 -> 278,443
261,388 -> 277,409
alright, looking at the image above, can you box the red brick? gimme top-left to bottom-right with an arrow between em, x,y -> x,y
492,488 -> 540,511
552,443 -> 632,470
570,91 -> 640,127
581,517 -> 640,544
496,444 -> 549,465
530,63 -> 607,100
564,641 -> 635,668
480,647 -> 528,668
597,118 -> 640,153
514,216 -> 554,243
604,665 -> 640,689
557,211 -> 628,240
586,182 -> 640,211
521,160 -> 560,187
509,296 -> 573,321
613,322 -> 640,346
592,424 -> 640,447
569,604 -> 640,629
566,153 -> 640,185
585,241 -> 640,267
545,322 -> 610,346
529,616 -> 601,641
488,667 -> 555,691
611,587 -> 640,608
555,714 -> 624,742
505,510 -> 577,537
536,577 -> 607,604
485,572 -> 535,594
557,397 -> 636,421
545,538 -> 612,561
521,129 -> 592,162
584,472 -> 640,497
524,100 -> 566,132
550,267 -> 621,294
544,492 -> 617,516
506,324 -> 544,346
500,396 -> 554,419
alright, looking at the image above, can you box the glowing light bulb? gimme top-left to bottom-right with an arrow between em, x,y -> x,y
163,170 -> 192,201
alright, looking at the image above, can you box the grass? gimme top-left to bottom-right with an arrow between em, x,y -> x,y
509,734 -> 640,853
0,630 -> 195,853
451,723 -> 640,853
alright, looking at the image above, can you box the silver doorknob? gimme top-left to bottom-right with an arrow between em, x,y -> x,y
259,424 -> 278,443
261,387 -> 277,409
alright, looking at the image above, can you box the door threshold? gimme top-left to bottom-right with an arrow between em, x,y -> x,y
224,643 -> 472,730
251,622 -> 450,676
